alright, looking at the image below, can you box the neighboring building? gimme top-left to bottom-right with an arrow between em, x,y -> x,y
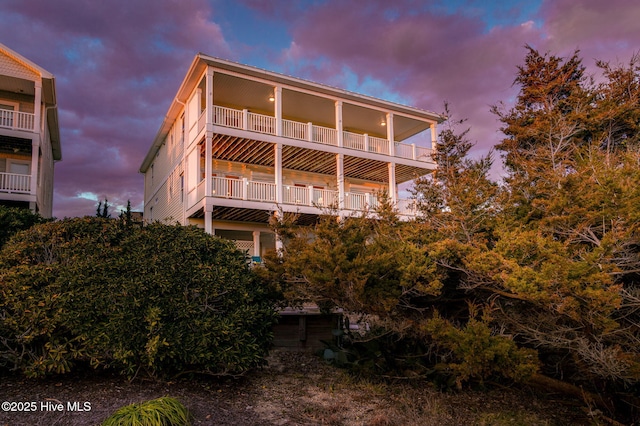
140,54 -> 444,261
0,43 -> 61,217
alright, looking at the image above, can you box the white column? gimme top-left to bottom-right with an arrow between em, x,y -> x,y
274,86 -> 282,136
204,134 -> 212,198
274,210 -> 284,252
30,140 -> 40,195
275,143 -> 283,203
33,80 -> 42,134
204,207 -> 212,234
253,230 -> 261,257
206,68 -> 214,125
388,163 -> 397,204
335,101 -> 343,147
430,123 -> 438,150
336,153 -> 345,210
387,112 -> 395,156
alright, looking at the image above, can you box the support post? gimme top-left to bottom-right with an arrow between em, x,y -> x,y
275,143 -> 283,203
335,101 -> 343,148
206,68 -> 214,125
30,140 -> 39,195
387,112 -> 395,156
388,162 -> 397,205
274,86 -> 282,136
204,207 -> 212,234
33,80 -> 42,134
253,230 -> 261,258
430,122 -> 437,151
336,153 -> 345,210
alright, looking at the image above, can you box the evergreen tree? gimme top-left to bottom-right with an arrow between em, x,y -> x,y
96,199 -> 111,218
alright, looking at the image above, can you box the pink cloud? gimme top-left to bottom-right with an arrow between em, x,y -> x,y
281,0 -> 540,164
0,0 -> 233,217
279,0 -> 638,178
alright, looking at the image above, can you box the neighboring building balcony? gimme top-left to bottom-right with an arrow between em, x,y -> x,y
189,175 -> 418,216
0,109 -> 35,132
192,105 -> 433,163
0,171 -> 31,194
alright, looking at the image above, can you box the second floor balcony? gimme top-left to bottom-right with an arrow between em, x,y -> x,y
0,172 -> 31,193
0,109 -> 35,132
189,175 -> 419,217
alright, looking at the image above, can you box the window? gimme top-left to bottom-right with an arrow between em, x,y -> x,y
8,160 -> 30,175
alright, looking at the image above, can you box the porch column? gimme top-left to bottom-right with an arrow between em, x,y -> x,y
430,123 -> 438,151
204,133 -> 212,198
204,206 -> 212,234
33,80 -> 42,134
336,153 -> 345,210
386,112 -> 395,156
30,140 -> 39,195
274,86 -> 282,136
274,210 -> 284,252
206,68 -> 214,125
253,230 -> 261,258
275,143 -> 283,203
388,162 -> 397,204
335,101 -> 343,147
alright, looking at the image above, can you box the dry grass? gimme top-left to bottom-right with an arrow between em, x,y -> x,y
0,350 -> 593,425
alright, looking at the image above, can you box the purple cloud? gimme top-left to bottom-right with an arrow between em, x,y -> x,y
0,0 -> 637,217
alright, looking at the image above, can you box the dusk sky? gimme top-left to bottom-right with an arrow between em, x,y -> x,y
1,0 -> 638,218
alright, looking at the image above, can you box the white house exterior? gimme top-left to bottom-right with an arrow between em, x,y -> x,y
0,43 -> 61,218
140,54 -> 443,260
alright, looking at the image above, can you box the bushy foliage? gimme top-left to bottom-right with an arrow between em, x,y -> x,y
263,49 -> 640,419
0,205 -> 50,249
102,396 -> 190,426
0,218 -> 276,378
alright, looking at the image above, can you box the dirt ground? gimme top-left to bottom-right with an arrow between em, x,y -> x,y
0,350 -> 598,425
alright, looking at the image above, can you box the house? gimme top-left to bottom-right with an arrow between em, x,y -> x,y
0,43 -> 61,218
140,54 -> 444,260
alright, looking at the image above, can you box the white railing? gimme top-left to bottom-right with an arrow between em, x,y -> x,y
369,136 -> 389,154
185,173 -> 418,216
415,146 -> 432,161
248,181 -> 276,201
397,199 -> 418,215
283,185 -> 309,205
312,188 -> 338,208
0,110 -> 35,132
312,125 -> 338,146
344,192 -> 378,211
213,105 -> 243,129
343,131 -> 365,151
394,142 -> 413,159
0,172 -> 31,193
210,105 -> 433,163
212,176 -> 243,199
282,119 -> 308,141
248,112 -> 276,135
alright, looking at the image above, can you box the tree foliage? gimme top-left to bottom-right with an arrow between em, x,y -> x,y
0,218 -> 276,378
0,205 -> 51,249
262,48 -> 640,419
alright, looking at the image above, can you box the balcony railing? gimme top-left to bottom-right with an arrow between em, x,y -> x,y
211,105 -> 432,162
0,110 -> 35,132
204,176 -> 417,215
0,172 -> 31,193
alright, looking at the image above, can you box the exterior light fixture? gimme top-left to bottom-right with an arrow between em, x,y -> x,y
268,96 -> 275,102
380,121 -> 386,126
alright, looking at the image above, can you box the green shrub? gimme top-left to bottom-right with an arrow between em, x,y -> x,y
0,205 -> 50,249
0,218 -> 277,377
102,396 -> 190,426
